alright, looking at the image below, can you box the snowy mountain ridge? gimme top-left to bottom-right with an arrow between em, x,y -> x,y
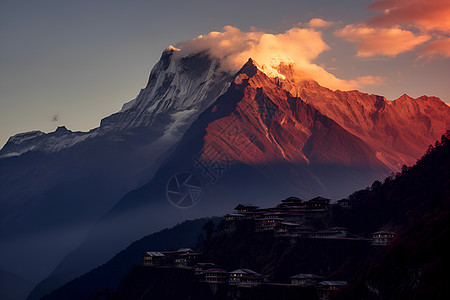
0,48 -> 232,158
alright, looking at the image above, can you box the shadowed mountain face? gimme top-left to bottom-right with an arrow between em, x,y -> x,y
27,58 -> 450,300
0,49 -> 232,286
31,218 -> 221,300
40,132 -> 450,300
1,49 -> 449,300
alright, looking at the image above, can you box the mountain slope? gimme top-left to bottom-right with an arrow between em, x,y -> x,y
0,48 -> 231,286
32,58 -> 450,300
31,218 -> 220,300
44,132 -> 450,300
275,63 -> 450,170
331,131 -> 450,299
0,269 -> 31,300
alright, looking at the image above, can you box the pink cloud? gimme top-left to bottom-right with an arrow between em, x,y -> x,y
349,75 -> 386,87
175,26 -> 384,91
335,25 -> 430,57
306,18 -> 335,28
419,38 -> 450,58
335,0 -> 450,59
367,0 -> 450,34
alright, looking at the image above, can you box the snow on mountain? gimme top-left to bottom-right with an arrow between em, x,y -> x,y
0,47 -> 232,159
119,98 -> 137,113
0,48 -> 234,290
0,127 -> 95,158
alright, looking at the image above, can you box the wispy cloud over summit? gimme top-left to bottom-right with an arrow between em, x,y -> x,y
175,25 -> 383,91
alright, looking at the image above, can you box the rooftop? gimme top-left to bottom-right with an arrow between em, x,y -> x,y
145,251 -> 164,257
230,269 -> 262,276
290,274 -> 323,279
318,281 -> 347,286
372,231 -> 395,235
205,268 -> 228,273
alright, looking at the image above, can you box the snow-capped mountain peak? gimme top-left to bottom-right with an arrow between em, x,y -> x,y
1,48 -> 233,158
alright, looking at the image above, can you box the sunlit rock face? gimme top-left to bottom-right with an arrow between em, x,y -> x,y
200,59 -> 450,172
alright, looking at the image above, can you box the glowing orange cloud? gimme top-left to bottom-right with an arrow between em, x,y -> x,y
367,0 -> 450,34
335,25 -> 430,57
337,0 -> 450,59
419,38 -> 450,59
175,25 -> 383,91
306,18 -> 335,28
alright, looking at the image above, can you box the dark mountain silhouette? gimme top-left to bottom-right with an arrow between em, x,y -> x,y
0,269 -> 31,300
331,131 -> 450,299
41,132 -> 449,300
34,218 -> 220,300
0,49 -> 231,288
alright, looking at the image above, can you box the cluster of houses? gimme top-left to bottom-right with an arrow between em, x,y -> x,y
143,248 -> 202,268
225,197 -> 395,246
225,197 -> 335,237
143,252 -> 347,300
196,265 -> 348,300
141,196 -> 395,299
370,231 -> 396,246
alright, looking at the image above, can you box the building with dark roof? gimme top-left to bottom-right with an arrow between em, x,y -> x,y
290,273 -> 324,286
228,269 -> 264,286
371,231 -> 395,246
317,281 -> 347,300
204,269 -> 228,283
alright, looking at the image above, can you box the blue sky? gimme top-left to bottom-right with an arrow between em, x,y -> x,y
1,0 -> 449,147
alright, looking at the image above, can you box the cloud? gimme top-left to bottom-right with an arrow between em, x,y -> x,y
306,18 -> 335,28
334,1 -> 450,59
335,24 -> 430,57
349,75 -> 386,87
367,0 -> 450,34
419,38 -> 450,59
175,26 -> 383,91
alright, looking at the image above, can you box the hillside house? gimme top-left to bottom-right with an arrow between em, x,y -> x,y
317,281 -> 347,300
282,212 -> 306,224
305,197 -> 330,209
143,248 -> 201,267
314,228 -> 347,239
255,214 -> 284,231
143,252 -> 165,266
225,213 -> 246,221
371,231 -> 395,246
229,269 -> 264,286
194,263 -> 218,276
290,274 -> 323,286
274,222 -> 302,237
234,204 -> 259,213
174,251 -> 201,268
337,198 -> 351,209
277,196 -> 304,208
205,269 -> 228,283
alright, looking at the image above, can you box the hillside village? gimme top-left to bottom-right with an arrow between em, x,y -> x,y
142,196 -> 395,300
